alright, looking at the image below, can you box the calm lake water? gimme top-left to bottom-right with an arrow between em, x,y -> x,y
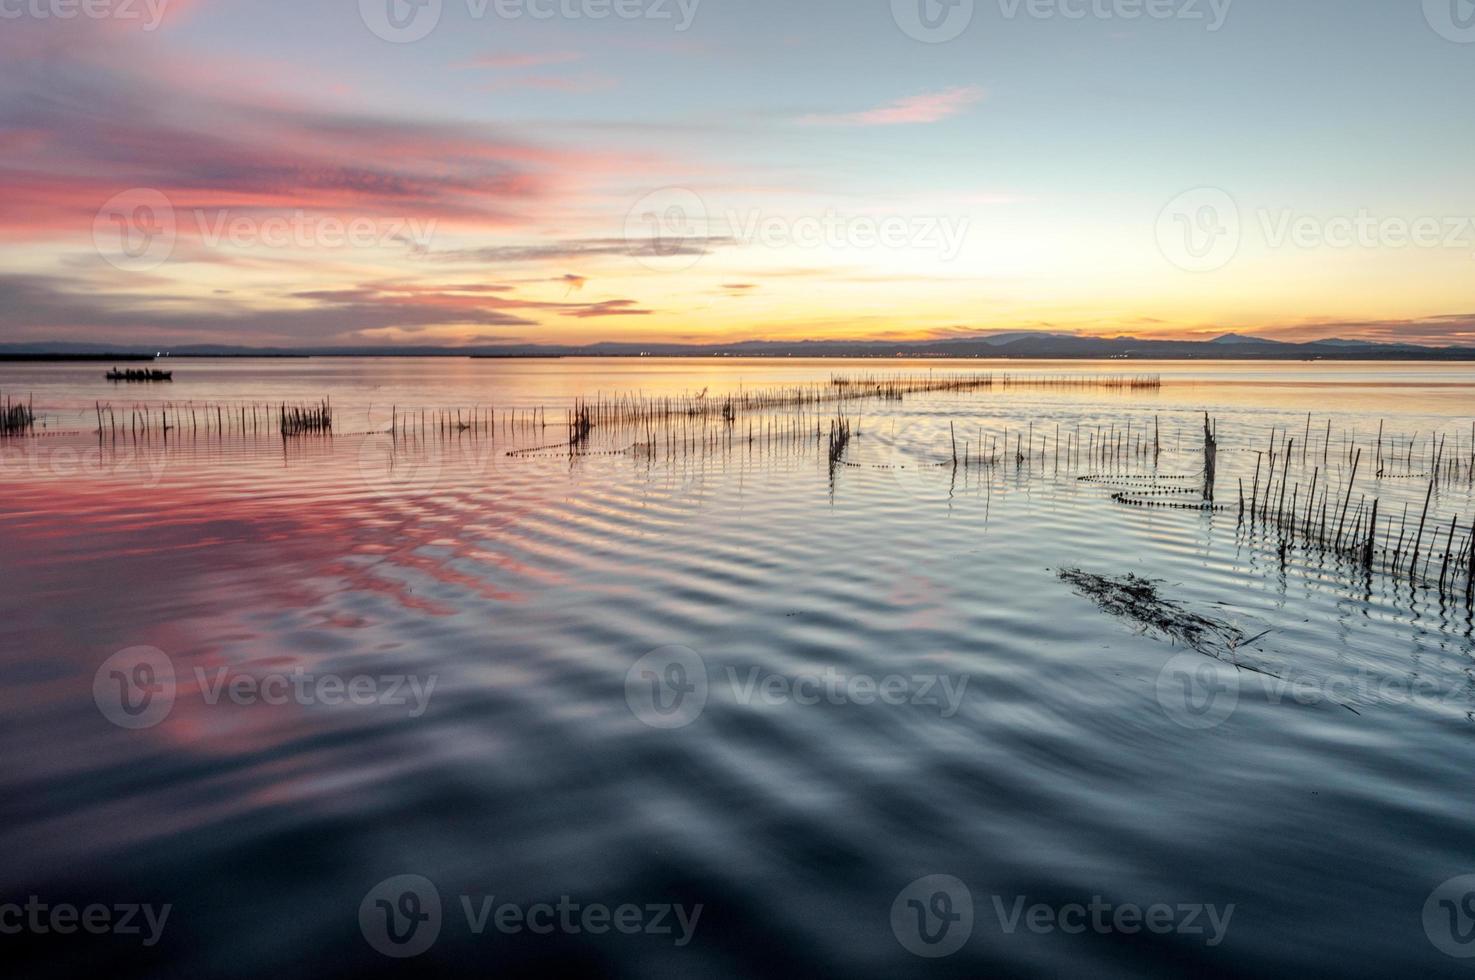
2,358 -> 1474,978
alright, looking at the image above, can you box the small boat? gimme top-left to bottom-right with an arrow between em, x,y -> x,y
106,368 -> 173,382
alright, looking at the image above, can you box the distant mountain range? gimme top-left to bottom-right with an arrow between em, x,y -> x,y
3,333 -> 1473,360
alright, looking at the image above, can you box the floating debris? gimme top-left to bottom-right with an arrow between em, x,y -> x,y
1057,568 -> 1260,656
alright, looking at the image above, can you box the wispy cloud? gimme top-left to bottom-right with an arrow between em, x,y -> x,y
482,74 -> 618,94
562,299 -> 653,318
435,238 -> 737,264
455,51 -> 583,70
0,273 -> 666,344
799,86 -> 985,127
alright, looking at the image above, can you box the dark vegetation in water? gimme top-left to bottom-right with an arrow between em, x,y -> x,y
278,400 -> 332,436
1224,415 -> 1474,606
1079,409 -> 1474,608
1057,568 -> 1267,657
29,369 -> 1475,612
106,368 -> 172,382
827,414 -> 852,467
1,391 -> 34,436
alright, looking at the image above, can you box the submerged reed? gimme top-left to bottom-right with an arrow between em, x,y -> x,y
279,400 -> 332,437
1,391 -> 35,436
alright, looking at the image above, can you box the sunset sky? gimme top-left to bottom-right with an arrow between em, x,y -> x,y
3,0 -> 1475,348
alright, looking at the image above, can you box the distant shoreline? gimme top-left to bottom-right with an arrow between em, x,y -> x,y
6,334 -> 1475,362
5,352 -> 1475,363
0,353 -> 158,362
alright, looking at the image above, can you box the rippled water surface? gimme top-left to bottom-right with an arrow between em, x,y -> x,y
2,358 -> 1474,978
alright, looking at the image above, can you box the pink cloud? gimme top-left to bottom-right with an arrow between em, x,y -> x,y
0,36 -> 664,243
800,86 -> 985,127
